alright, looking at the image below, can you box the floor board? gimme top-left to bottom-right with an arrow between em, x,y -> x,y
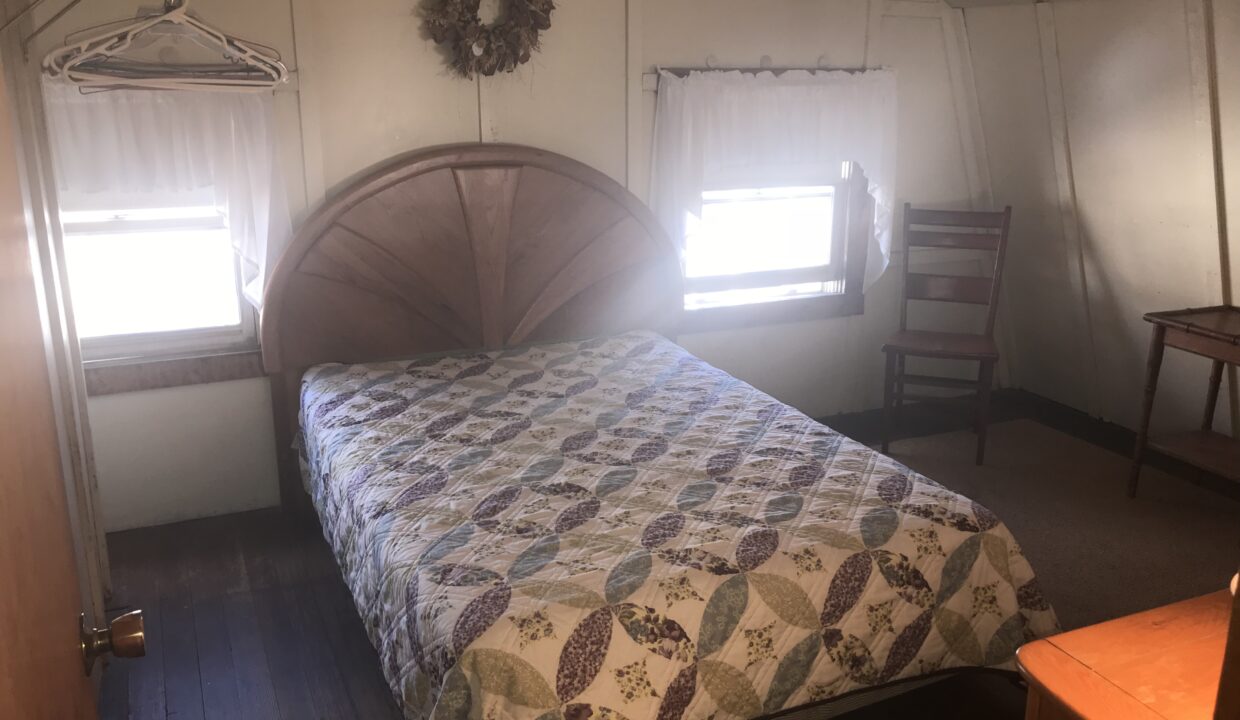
221,591 -> 281,720
100,509 -> 401,720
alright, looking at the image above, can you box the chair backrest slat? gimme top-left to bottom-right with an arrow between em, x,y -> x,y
906,229 -> 1001,251
899,203 -> 1013,335
905,207 -> 1008,229
906,273 -> 993,304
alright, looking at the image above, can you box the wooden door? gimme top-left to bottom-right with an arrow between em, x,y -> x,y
0,59 -> 98,719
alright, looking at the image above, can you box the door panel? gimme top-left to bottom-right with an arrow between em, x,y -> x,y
0,59 -> 98,719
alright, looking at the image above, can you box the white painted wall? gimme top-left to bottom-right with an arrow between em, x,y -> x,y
87,379 -> 279,531
965,0 -> 1235,435
1216,0 -> 1240,303
35,0 -> 996,529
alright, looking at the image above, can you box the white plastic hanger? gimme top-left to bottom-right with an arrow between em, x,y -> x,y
43,0 -> 288,92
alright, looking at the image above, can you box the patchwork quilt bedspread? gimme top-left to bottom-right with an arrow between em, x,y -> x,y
299,332 -> 1058,720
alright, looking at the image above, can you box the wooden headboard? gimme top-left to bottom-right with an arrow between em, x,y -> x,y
260,143 -> 682,508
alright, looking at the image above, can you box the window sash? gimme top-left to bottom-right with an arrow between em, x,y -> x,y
679,162 -> 872,333
80,318 -> 257,365
683,180 -> 849,302
62,212 -> 257,362
61,213 -> 225,236
684,265 -> 835,294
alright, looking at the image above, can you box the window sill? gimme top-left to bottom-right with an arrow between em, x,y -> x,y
83,349 -> 266,397
678,291 -> 864,335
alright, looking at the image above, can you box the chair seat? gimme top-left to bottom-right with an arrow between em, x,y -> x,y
882,330 -> 999,360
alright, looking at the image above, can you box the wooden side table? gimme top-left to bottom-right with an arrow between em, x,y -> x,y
1130,305 -> 1240,498
1017,591 -> 1233,720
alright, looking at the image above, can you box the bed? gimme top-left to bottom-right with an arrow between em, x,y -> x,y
260,144 -> 1058,720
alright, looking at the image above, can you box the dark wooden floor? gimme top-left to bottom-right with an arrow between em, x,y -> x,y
834,672 -> 1025,719
100,509 -> 402,720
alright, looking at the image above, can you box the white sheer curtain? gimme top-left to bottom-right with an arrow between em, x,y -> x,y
41,80 -> 291,307
651,69 -> 898,289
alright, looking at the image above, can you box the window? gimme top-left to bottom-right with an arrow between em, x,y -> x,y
684,185 -> 845,310
652,69 -> 896,331
60,200 -> 256,361
677,162 -> 871,331
42,82 -> 290,367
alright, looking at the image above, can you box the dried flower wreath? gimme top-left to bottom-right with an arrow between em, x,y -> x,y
424,0 -> 555,78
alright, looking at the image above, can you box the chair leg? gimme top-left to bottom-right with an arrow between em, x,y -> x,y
882,351 -> 897,454
976,360 -> 995,465
894,354 -> 907,444
896,355 -> 906,411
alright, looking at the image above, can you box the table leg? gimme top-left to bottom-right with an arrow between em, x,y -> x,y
1203,360 -> 1225,432
1129,325 -> 1166,498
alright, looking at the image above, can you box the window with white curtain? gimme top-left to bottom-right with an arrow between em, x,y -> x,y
58,195 -> 255,358
651,69 -> 897,329
41,81 -> 290,362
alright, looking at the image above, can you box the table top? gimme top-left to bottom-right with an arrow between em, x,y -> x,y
1017,591 -> 1231,720
1144,305 -> 1240,343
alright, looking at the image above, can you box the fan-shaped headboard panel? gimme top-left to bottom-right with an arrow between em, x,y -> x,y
262,143 -> 682,372
260,144 -> 682,508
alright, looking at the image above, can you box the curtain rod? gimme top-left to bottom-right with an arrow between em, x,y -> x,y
656,66 -> 871,77
21,0 -> 82,60
0,0 -> 51,35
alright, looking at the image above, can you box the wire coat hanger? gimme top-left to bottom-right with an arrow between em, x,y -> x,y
43,0 -> 289,92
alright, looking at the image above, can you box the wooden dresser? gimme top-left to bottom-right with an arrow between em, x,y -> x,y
1017,591 -> 1233,720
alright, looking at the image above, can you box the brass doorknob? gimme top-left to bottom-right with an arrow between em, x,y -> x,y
80,610 -> 145,675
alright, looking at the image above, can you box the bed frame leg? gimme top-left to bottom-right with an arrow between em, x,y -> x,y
270,371 -> 316,524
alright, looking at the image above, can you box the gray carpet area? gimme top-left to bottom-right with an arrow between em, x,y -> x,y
885,419 -> 1240,631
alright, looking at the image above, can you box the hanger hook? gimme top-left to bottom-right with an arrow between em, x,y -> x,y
164,0 -> 186,11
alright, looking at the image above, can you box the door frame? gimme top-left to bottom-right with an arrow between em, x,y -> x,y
0,16 -> 109,654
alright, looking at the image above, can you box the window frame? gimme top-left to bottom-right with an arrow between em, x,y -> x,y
680,161 -> 872,333
683,182 -> 847,300
59,207 -> 259,365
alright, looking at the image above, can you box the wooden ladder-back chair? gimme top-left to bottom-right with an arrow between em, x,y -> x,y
881,203 -> 1013,464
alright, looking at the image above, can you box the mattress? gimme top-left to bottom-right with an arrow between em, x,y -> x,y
298,332 -> 1058,720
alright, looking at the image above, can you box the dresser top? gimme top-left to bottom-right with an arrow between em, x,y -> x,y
1018,591 -> 1231,720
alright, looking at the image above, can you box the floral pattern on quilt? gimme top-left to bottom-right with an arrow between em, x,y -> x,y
298,332 -> 1058,720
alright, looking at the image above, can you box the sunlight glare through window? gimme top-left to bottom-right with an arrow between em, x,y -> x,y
62,208 -> 242,339
685,281 -> 842,310
683,186 -> 837,309
685,186 -> 835,279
